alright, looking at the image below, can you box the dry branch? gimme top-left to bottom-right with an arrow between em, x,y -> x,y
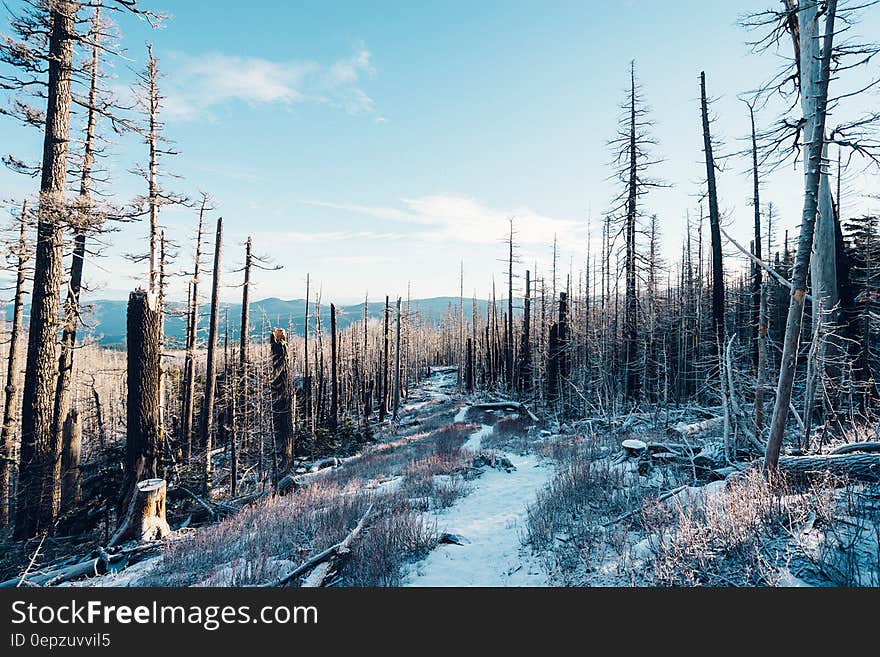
269,502 -> 374,588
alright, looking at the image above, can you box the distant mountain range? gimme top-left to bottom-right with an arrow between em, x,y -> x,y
1,297 -> 497,348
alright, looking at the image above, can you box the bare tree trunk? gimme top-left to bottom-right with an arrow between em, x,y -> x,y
238,236 -> 251,452
756,283 -> 768,435
0,203 -> 28,527
801,0 -> 839,443
700,71 -> 724,355
146,45 -> 160,295
270,328 -> 295,477
239,237 -> 252,365
329,303 -> 339,431
52,7 -> 101,469
624,65 -> 639,402
229,358 -> 238,498
766,0 -> 837,471
157,231 -> 167,472
520,269 -> 531,397
15,0 -> 77,539
122,289 -> 161,512
182,198 -> 206,460
747,101 -> 763,372
201,217 -> 222,492
507,220 -> 515,391
393,297 -> 402,419
303,274 -> 311,433
380,296 -> 389,422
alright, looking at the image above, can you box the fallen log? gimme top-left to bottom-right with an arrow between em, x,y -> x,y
0,549 -> 113,588
829,441 -> 880,456
270,503 -> 374,588
777,453 -> 880,483
471,401 -> 539,423
668,417 -> 724,437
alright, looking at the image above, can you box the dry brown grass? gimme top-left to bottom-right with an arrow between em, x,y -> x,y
525,433 -> 653,579
142,422 -> 477,586
641,470 -> 880,587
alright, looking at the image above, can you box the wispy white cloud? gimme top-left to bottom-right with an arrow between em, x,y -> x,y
324,255 -> 392,265
161,46 -> 377,121
251,230 -> 405,244
304,195 -> 586,246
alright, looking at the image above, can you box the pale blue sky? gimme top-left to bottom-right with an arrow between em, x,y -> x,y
0,1 -> 877,304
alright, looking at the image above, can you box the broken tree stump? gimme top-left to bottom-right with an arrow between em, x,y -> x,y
621,439 -> 648,457
109,478 -> 171,546
60,408 -> 82,515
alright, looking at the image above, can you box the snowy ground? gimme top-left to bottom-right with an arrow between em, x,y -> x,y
404,416 -> 553,587
59,367 -> 556,587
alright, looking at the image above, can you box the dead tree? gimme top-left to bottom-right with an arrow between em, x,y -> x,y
270,328 -> 295,476
122,289 -> 161,511
800,0 -> 840,449
239,236 -> 253,365
393,297 -> 402,419
237,236 -> 252,455
756,283 -> 769,435
0,202 -> 29,527
745,100 -> 763,371
380,296 -> 389,422
303,274 -> 311,432
51,5 -> 102,465
329,303 -> 339,431
700,71 -> 725,354
766,0 -> 838,471
182,195 -> 208,459
201,217 -> 222,491
14,0 -> 77,539
520,269 -> 532,397
547,292 -> 568,407
228,357 -> 239,497
608,62 -> 664,402
506,219 -> 515,391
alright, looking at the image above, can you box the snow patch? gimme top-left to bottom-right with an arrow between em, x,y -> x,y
462,424 -> 493,452
404,451 -> 552,587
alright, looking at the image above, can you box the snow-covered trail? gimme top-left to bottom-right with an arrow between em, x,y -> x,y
404,412 -> 553,587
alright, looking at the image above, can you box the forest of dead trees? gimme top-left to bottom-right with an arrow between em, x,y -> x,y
0,0 -> 879,559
